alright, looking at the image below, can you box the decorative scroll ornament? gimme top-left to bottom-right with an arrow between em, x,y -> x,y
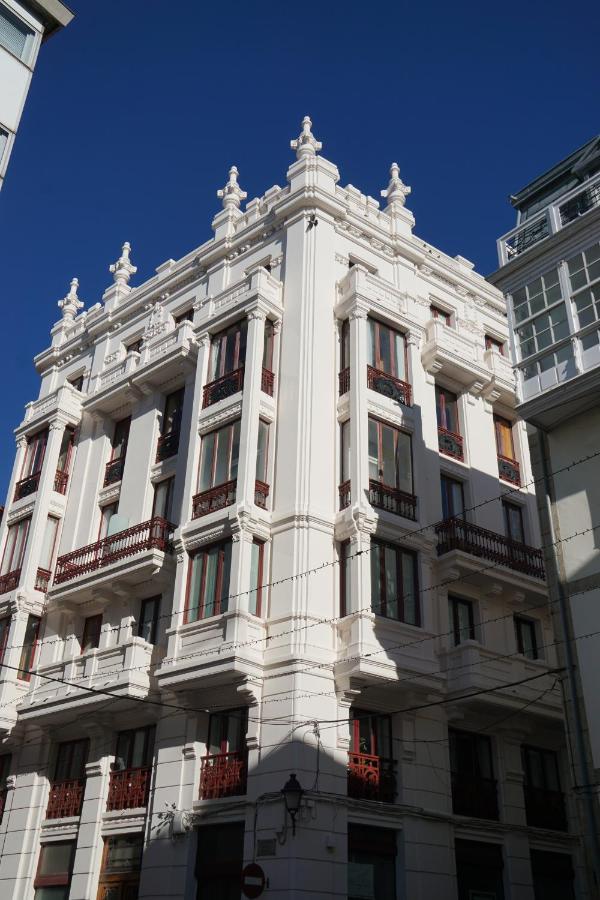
143,300 -> 168,341
217,166 -> 247,210
58,277 -> 84,321
381,162 -> 411,208
290,115 -> 322,159
109,241 -> 137,287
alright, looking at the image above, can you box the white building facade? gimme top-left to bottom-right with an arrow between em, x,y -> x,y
0,120 -> 586,900
0,0 -> 73,190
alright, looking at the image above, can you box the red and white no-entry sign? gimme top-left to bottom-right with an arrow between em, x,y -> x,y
241,862 -> 266,898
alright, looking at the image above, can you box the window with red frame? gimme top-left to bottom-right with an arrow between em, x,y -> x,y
430,304 -> 451,326
39,515 -> 60,573
56,427 -> 75,479
262,320 -> 274,371
494,415 -> 516,460
208,320 -> 247,381
1,516 -> 30,576
368,417 -> 413,494
370,539 -> 419,625
255,420 -> 269,485
198,421 -> 240,492
485,334 -> 505,355
53,739 -> 88,782
249,541 -> 264,617
98,502 -> 119,540
367,317 -> 407,381
33,841 -> 75,900
18,614 -> 40,681
435,385 -> 460,434
22,429 -> 48,480
0,617 -> 10,669
185,541 -> 232,622
81,614 -> 102,653
114,726 -> 155,772
350,709 -> 392,758
97,834 -> 143,900
207,709 -> 247,756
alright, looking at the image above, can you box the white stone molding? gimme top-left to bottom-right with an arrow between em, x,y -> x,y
290,115 -> 322,159
216,166 -> 247,210
380,162 -> 411,208
109,242 -> 137,288
58,277 -> 84,321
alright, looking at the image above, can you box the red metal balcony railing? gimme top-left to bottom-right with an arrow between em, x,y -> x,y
54,517 -> 174,585
339,367 -> 350,396
0,569 -> 20,595
255,480 -> 269,509
451,774 -> 499,819
369,479 -> 417,521
436,518 -> 545,579
54,469 -> 69,495
46,779 -> 85,819
103,456 -> 125,487
347,752 -> 396,803
261,368 -> 275,396
367,365 -> 412,407
339,480 -> 351,510
35,568 -> 52,593
498,454 -> 521,486
202,368 -> 244,408
438,426 -> 464,461
106,766 -> 151,811
524,786 -> 568,831
155,430 -> 180,463
192,481 -> 236,519
14,471 -> 41,501
200,751 -> 247,800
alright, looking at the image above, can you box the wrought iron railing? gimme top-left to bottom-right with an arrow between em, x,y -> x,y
339,367 -> 350,396
46,778 -> 85,819
54,469 -> 69,495
199,751 -> 247,800
505,215 -> 550,259
339,480 -> 351,510
192,481 -> 237,519
559,179 -> 600,226
0,569 -> 20,595
54,517 -> 174,585
367,365 -> 412,407
524,785 -> 568,831
103,456 -> 125,487
202,368 -> 244,408
261,368 -> 275,396
347,752 -> 396,803
106,766 -> 151,811
255,480 -> 269,509
436,518 -> 545,579
451,774 -> 499,819
35,568 -> 52,593
438,426 -> 464,461
14,471 -> 41,501
369,479 -> 417,521
498,454 -> 521,486
155,429 -> 180,462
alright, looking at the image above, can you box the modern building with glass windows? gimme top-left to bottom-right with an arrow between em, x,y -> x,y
490,134 -> 600,892
0,120 -> 587,898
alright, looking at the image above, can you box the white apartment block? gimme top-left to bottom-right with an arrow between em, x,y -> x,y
0,119 -> 586,900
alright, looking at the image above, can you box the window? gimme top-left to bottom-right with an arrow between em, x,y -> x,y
0,6 -> 35,63
111,418 -> 130,461
435,386 -> 460,433
368,317 -> 407,380
262,320 -> 274,371
256,420 -> 269,484
39,516 -> 60,573
368,418 -> 413,494
249,541 -> 264,617
1,517 -> 30,575
455,839 -> 505,900
449,596 -> 475,645
348,825 -> 397,900
161,388 -> 184,438
34,841 -> 75,900
494,415 -> 515,460
485,334 -> 505,355
152,477 -> 174,522
209,320 -> 247,381
207,708 -> 247,756
430,304 -> 451,326
567,242 -> 600,330
350,710 -> 392,757
449,729 -> 498,819
81,615 -> 102,653
515,616 -> 538,659
440,475 -> 465,520
22,428 -> 48,479
98,502 -> 119,540
198,421 -> 240,491
18,614 -> 40,680
114,726 -> 155,772
0,617 -> 10,669
521,746 -> 567,831
54,739 -> 88,782
370,539 -> 419,625
126,337 -> 143,354
174,307 -> 194,324
56,427 -> 75,481
530,850 -> 575,900
196,822 -> 244,900
68,373 -> 84,392
138,596 -> 160,644
503,501 -> 525,543
185,541 -> 232,622
341,319 -> 350,371
98,835 -> 143,900
340,541 -> 352,617
340,420 -> 351,484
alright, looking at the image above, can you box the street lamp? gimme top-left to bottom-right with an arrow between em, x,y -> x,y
281,773 -> 303,836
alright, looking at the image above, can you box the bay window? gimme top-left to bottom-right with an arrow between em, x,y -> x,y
104,417 -> 130,486
494,415 -> 521,485
1,516 -> 30,588
436,385 -> 463,460
15,428 -> 47,499
156,388 -> 184,461
194,421 -> 240,517
0,6 -> 35,64
152,477 -> 174,522
54,427 -> 75,494
0,617 -> 10,669
249,541 -> 264,616
368,317 -> 407,381
370,539 -> 419,625
209,320 -> 247,382
18,614 -> 40,680
255,420 -> 270,508
185,541 -> 232,622
368,418 -> 413,493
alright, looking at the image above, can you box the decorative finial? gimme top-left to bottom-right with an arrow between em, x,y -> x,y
58,277 -> 84,321
290,115 -> 322,159
381,162 -> 411,208
109,241 -> 137,287
217,166 -> 247,210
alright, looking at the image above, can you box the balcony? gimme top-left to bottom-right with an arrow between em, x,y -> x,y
254,480 -> 269,510
14,471 -> 41,501
46,779 -> 85,820
199,751 -> 247,800
497,171 -> 600,265
261,368 -> 275,397
452,774 -> 499,819
438,426 -> 464,461
54,469 -> 69,495
422,319 -> 491,389
107,766 -> 151,811
483,348 -> 515,406
104,456 -> 125,487
339,480 -> 351,510
369,479 -> 417,521
367,365 -> 412,407
203,368 -> 244,409
498,454 -> 521,486
524,786 -> 568,831
339,367 -> 350,396
436,519 -> 545,579
192,481 -> 236,519
155,430 -> 179,463
0,569 -> 20,596
35,568 -> 52,593
20,383 -> 82,433
347,752 -> 396,803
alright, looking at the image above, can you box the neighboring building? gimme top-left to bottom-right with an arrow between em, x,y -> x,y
0,0 -> 73,190
0,119 -> 584,899
490,135 -> 600,891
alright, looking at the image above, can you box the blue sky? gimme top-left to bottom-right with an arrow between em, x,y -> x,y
0,0 -> 598,489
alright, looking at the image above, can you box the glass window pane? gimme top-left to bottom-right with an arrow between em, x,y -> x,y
249,543 -> 261,617
394,332 -> 406,380
199,432 -> 215,490
378,327 -> 391,373
401,552 -> 417,625
213,429 -> 229,486
370,542 -> 382,614
38,842 -> 74,876
130,730 -> 146,768
187,555 -> 204,622
203,548 -> 219,618
380,424 -> 396,485
39,517 -> 59,571
368,419 -> 378,480
384,547 -> 398,619
396,432 -> 412,494
219,543 -> 231,615
256,421 -> 269,482
230,421 -> 241,482
367,319 -> 376,368
104,836 -> 143,873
